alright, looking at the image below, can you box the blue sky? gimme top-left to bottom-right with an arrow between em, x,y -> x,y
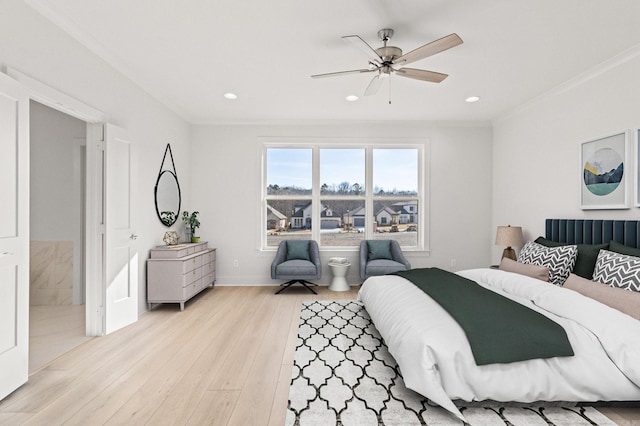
267,148 -> 417,192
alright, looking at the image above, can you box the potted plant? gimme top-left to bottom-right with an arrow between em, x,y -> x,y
182,211 -> 201,243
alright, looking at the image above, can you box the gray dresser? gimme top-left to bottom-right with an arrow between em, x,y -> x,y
147,242 -> 216,310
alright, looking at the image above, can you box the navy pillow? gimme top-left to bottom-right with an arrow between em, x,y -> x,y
286,241 -> 310,261
609,240 -> 640,258
367,240 -> 393,260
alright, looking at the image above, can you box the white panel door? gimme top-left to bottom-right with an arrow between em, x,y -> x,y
0,73 -> 29,400
104,124 -> 138,334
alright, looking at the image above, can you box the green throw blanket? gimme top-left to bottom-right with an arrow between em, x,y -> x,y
394,268 -> 574,365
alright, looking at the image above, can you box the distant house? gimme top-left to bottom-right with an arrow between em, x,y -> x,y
291,202 -> 312,229
344,206 -> 366,228
266,205 -> 287,230
375,206 -> 399,226
392,200 -> 418,224
343,202 -> 417,229
289,201 -> 417,230
320,206 -> 341,229
290,202 -> 344,229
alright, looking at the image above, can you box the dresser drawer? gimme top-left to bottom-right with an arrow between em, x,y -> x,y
202,271 -> 215,286
183,278 -> 201,299
202,260 -> 215,275
202,249 -> 216,263
183,255 -> 202,273
193,244 -> 206,254
183,266 -> 202,286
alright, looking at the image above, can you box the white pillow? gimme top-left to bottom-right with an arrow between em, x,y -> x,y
592,249 -> 640,292
517,241 -> 577,286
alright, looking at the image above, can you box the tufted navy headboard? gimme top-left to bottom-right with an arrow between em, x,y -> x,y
545,219 -> 640,249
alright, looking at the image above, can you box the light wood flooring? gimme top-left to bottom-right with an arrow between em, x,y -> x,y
1,285 -> 638,425
29,305 -> 91,374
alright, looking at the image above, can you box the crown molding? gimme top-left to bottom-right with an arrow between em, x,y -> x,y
494,41 -> 640,126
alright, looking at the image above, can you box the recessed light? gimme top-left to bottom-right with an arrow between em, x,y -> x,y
346,95 -> 359,102
224,93 -> 238,100
465,96 -> 480,103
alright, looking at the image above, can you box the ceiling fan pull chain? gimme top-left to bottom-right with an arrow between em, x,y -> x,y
388,77 -> 392,105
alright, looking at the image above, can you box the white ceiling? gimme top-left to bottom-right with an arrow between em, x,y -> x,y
24,0 -> 640,124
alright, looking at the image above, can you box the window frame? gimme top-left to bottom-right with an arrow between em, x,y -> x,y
261,138 -> 428,251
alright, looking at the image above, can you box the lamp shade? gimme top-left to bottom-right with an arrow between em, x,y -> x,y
495,225 -> 524,248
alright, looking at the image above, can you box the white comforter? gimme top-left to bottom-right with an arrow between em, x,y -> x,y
357,268 -> 640,421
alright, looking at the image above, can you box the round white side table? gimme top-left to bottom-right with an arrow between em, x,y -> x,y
328,261 -> 351,291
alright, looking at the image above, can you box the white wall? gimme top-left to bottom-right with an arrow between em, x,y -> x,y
0,0 -> 192,313
492,50 -> 640,262
30,101 -> 85,241
191,122 -> 493,286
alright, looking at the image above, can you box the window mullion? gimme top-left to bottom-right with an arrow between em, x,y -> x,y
365,147 -> 374,238
312,147 -> 321,243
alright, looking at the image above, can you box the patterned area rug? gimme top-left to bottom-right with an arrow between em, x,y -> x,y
285,300 -> 617,426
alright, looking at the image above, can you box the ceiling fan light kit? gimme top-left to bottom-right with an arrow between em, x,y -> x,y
312,28 -> 463,97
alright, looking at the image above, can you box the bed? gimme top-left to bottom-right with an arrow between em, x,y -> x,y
357,219 -> 640,422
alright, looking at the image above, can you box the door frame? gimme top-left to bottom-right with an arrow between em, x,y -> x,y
5,67 -> 108,336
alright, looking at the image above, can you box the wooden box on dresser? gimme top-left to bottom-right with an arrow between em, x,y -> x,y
147,241 -> 216,310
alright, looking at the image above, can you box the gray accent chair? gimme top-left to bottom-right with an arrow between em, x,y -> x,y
359,240 -> 411,280
271,240 -> 322,294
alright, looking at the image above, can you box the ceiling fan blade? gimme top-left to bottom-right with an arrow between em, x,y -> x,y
393,33 -> 463,67
394,68 -> 448,83
364,74 -> 384,96
311,68 -> 376,79
342,35 -> 382,65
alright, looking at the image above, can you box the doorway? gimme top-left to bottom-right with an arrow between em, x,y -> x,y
28,100 -> 91,372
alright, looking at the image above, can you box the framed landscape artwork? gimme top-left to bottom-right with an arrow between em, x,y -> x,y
580,130 -> 629,210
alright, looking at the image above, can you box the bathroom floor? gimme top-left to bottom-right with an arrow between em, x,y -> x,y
29,304 -> 91,373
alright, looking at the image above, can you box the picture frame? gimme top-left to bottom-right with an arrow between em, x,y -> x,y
580,130 -> 630,210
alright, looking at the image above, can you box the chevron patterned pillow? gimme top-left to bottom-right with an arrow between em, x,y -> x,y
593,250 -> 640,292
517,241 -> 578,286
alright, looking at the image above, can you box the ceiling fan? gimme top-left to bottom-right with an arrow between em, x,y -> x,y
312,28 -> 463,96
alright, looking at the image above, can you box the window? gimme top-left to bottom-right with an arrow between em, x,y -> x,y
266,148 -> 312,245
319,148 -> 365,247
264,143 -> 424,250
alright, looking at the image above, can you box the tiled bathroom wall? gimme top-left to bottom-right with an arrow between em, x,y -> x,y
30,241 -> 73,305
